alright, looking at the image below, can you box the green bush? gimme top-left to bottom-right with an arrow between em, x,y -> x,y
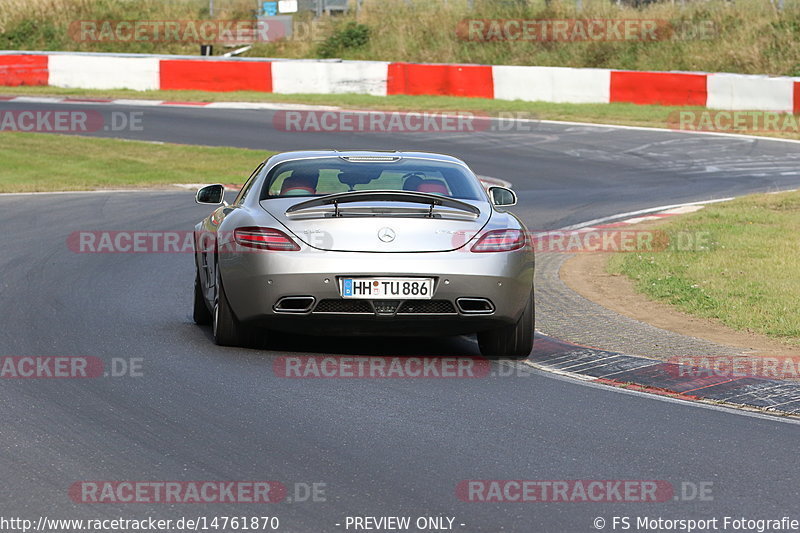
316,22 -> 370,59
0,18 -> 62,49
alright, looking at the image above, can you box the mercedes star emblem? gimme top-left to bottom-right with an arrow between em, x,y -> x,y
378,227 -> 396,243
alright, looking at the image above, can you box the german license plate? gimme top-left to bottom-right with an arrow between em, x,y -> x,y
341,278 -> 434,299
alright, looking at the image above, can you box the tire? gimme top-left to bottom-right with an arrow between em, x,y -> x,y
213,269 -> 246,347
193,273 -> 212,325
477,292 -> 534,360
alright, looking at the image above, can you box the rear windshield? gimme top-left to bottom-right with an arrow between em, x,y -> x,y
259,157 -> 485,201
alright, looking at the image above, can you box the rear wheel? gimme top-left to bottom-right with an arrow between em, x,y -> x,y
193,272 -> 212,325
213,269 -> 247,347
477,292 -> 534,360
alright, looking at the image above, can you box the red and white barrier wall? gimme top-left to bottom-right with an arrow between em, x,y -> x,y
1,51 -> 799,113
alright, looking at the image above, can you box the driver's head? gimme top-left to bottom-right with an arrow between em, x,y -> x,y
403,175 -> 423,191
280,168 -> 320,196
288,168 -> 319,188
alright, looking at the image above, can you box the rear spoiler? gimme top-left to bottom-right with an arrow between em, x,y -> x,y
285,190 -> 482,219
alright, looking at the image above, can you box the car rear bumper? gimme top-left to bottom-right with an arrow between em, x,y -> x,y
220,248 -> 533,335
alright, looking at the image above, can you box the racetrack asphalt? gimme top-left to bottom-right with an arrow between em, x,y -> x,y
2,101 -> 800,532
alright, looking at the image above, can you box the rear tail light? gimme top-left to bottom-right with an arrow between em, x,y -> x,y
470,229 -> 526,253
234,227 -> 300,251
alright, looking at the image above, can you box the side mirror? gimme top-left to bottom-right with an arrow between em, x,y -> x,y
488,186 -> 517,207
196,184 -> 225,205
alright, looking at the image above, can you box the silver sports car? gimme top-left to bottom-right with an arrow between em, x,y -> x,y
193,150 -> 534,358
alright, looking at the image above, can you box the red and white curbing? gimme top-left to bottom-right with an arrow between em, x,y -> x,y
590,204 -> 705,229
529,204 -> 708,252
2,51 -> 800,113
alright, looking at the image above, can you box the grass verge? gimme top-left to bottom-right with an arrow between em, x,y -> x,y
4,86 -> 800,141
608,190 -> 800,346
0,132 -> 271,192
